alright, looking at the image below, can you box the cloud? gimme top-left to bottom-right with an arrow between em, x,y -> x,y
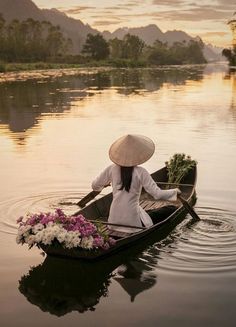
93,20 -> 124,27
151,0 -> 235,21
152,0 -> 186,5
200,31 -> 229,37
136,7 -> 233,22
63,6 -> 95,15
217,0 -> 236,5
105,0 -> 144,11
152,0 -> 236,7
91,15 -> 123,21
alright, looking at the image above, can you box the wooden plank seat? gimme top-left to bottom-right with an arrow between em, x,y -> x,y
140,199 -> 181,211
92,221 -> 136,239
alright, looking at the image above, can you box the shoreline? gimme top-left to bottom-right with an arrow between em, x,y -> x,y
0,66 -> 115,83
0,62 -> 227,84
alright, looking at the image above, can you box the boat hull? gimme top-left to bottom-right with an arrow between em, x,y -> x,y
40,166 -> 197,260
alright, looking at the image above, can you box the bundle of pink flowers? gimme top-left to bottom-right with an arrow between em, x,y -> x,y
16,209 -> 115,251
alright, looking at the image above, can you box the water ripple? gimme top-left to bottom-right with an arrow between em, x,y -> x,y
152,207 -> 236,274
0,192 -> 92,235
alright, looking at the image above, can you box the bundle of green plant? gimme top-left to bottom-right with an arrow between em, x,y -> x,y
165,153 -> 197,185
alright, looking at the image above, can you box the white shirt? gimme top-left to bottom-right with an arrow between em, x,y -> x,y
92,164 -> 178,232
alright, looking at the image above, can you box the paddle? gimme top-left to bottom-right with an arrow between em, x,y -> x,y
178,195 -> 200,221
77,190 -> 101,207
77,183 -> 111,207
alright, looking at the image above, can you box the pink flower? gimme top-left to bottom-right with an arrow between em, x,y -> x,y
108,237 -> 116,246
102,242 -> 110,250
93,236 -> 104,248
16,209 -> 116,251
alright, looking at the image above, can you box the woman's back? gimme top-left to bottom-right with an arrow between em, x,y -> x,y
92,164 -> 177,231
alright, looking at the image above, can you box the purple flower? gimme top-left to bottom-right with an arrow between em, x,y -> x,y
55,208 -> 64,216
93,236 -> 104,248
16,208 -> 116,251
102,242 -> 110,250
108,237 -> 116,246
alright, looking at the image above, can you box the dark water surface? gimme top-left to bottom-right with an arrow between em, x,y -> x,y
0,64 -> 236,327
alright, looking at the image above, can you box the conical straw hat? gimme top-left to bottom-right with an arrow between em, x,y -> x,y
109,134 -> 155,167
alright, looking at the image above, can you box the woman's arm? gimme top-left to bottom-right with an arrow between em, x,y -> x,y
91,165 -> 113,192
140,167 -> 179,201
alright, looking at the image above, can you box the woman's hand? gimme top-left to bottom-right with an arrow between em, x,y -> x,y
176,188 -> 182,195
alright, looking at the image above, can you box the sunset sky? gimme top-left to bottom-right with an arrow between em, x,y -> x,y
34,0 -> 236,47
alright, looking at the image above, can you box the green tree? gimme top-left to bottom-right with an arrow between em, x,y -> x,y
109,37 -> 124,59
0,14 -> 6,59
0,13 -> 5,35
122,34 -> 145,60
184,40 -> 206,64
0,16 -> 71,62
169,41 -> 188,64
222,47 -> 236,65
82,33 -> 110,60
146,40 -> 171,65
46,24 -> 65,57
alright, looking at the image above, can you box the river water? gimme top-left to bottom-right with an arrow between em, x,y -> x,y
0,64 -> 236,327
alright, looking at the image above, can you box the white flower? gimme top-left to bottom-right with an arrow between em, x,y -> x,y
25,235 -> 36,246
42,234 -> 53,245
34,230 -> 44,243
16,234 -> 23,244
56,231 -> 67,243
62,231 -> 81,248
80,236 -> 94,249
16,210 -> 109,251
18,225 -> 32,236
32,223 -> 44,234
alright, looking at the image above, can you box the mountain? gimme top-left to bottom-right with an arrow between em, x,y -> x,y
0,0 -> 97,52
0,0 -> 223,61
102,25 -> 223,61
103,26 -> 195,46
203,44 -> 225,62
163,30 -> 192,45
0,0 -> 43,21
103,24 -> 165,45
41,9 -> 97,52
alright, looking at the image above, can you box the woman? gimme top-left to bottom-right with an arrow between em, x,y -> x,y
92,134 -> 180,232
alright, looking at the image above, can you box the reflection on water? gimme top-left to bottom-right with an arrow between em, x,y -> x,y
0,67 -> 204,138
229,69 -> 236,117
20,213 -> 226,316
18,216 -> 186,316
19,245 -> 159,316
1,64 -> 236,326
19,257 -> 114,315
19,254 -> 156,315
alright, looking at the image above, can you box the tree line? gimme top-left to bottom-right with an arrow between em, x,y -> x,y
0,14 -> 207,66
0,15 -> 71,62
222,47 -> 236,66
82,33 -> 206,65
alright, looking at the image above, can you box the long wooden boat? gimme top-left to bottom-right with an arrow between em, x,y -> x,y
40,165 -> 197,260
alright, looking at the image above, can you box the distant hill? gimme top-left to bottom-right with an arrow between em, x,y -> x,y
103,24 -> 165,45
163,30 -> 192,45
0,0 -> 223,61
0,0 -> 43,21
103,25 -> 224,62
41,9 -> 97,52
0,0 -> 97,52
